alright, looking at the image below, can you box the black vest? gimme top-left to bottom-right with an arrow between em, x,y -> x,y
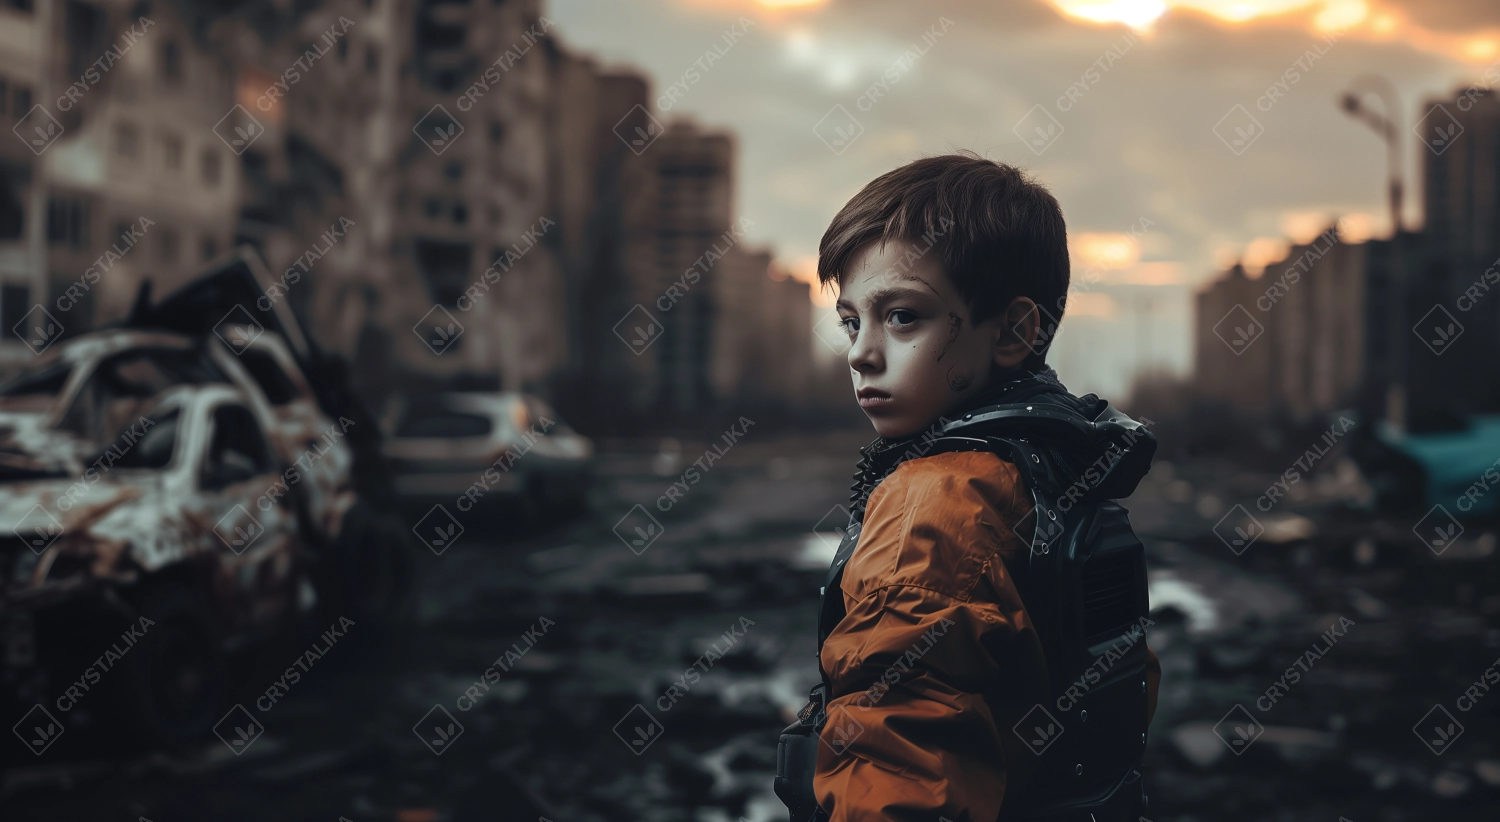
775,400 -> 1155,822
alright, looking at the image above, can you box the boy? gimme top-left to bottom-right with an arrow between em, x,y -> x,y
775,152 -> 1161,822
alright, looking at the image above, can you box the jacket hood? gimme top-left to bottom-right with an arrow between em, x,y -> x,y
853,366 -> 1156,512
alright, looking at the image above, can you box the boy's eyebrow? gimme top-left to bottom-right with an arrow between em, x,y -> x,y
837,285 -> 933,312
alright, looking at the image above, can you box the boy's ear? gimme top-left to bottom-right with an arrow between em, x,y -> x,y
992,297 -> 1039,369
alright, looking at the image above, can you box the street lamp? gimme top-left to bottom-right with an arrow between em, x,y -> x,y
1338,74 -> 1406,434
1339,75 -> 1405,235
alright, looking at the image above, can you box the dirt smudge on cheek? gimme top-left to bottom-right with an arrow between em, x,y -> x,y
946,366 -> 973,392
936,312 -> 962,362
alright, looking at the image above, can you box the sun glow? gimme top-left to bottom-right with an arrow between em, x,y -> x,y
1073,232 -> 1142,269
1045,0 -> 1499,65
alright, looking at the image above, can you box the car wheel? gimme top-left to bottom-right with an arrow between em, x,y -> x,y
113,579 -> 229,749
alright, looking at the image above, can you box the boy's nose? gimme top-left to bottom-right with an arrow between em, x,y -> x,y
847,330 -> 882,373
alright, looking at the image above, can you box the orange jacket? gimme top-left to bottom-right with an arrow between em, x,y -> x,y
814,450 -> 1161,822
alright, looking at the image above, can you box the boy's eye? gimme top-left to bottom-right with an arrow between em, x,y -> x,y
889,309 -> 917,327
837,316 -> 859,336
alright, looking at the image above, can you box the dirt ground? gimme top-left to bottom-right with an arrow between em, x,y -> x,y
3,428 -> 1498,821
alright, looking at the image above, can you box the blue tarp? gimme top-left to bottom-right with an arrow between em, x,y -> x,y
1377,415 -> 1500,516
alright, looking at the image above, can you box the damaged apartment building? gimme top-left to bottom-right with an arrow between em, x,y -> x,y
1,0 -> 818,429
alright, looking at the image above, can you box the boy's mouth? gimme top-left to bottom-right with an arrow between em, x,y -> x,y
856,387 -> 893,410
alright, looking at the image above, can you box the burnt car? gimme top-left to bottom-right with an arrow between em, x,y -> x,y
0,247 -> 411,749
0,248 -> 406,623
0,384 -> 304,747
120,246 -> 411,625
383,391 -> 594,515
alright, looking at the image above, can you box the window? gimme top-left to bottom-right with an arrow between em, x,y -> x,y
0,80 -> 7,117
103,407 -> 179,470
14,86 -> 28,114
200,404 -> 271,490
46,196 -> 88,248
337,37 -> 348,62
0,359 -> 69,409
0,165 -> 21,239
365,44 -> 379,74
236,347 -> 302,405
0,284 -> 29,341
65,1 -> 103,80
452,203 -> 467,225
115,120 -> 140,158
444,162 -> 463,180
202,235 -> 217,261
395,408 -> 492,438
162,41 -> 182,82
58,348 -> 227,448
489,121 -> 504,143
158,227 -> 178,263
161,132 -> 182,170
201,149 -> 221,186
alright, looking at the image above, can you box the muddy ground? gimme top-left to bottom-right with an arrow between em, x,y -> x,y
3,428 -> 1498,821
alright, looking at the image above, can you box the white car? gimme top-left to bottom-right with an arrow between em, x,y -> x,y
383,392 -> 594,515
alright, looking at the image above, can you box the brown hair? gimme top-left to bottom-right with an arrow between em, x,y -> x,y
817,151 -> 1070,356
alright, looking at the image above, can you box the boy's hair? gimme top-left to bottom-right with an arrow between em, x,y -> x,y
817,151 -> 1070,360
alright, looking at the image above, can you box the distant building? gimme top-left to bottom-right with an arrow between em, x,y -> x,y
1414,88 -> 1500,413
645,119 -> 735,415
711,247 -> 813,410
1195,85 -> 1500,425
1,0 -> 821,428
0,0 -> 242,367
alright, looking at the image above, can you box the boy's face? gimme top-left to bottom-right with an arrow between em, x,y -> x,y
835,239 -> 1039,439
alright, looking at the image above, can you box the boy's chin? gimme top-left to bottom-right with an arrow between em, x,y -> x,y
866,413 -> 936,440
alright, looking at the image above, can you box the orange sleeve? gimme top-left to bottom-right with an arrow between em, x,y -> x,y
813,452 -> 1048,822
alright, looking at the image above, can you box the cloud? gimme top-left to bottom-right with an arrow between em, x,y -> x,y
546,0 -> 1490,391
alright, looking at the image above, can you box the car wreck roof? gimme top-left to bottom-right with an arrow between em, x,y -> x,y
40,328 -> 198,366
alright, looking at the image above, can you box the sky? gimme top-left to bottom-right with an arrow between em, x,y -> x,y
546,0 -> 1499,399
